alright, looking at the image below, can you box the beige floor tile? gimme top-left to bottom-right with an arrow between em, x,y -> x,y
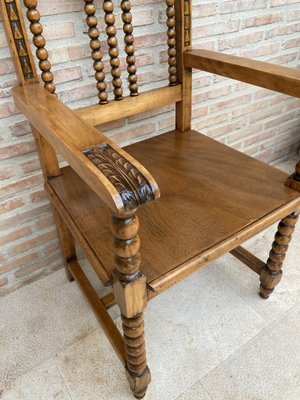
0,269 -> 100,387
176,383 -> 212,400
55,264 -> 267,400
213,219 -> 300,323
0,358 -> 71,400
200,302 -> 300,400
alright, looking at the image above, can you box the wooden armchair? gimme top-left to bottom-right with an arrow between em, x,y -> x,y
2,0 -> 300,397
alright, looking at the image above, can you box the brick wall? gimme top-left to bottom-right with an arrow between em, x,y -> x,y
1,0 -> 300,294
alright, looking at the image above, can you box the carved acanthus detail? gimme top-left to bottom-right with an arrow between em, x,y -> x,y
82,144 -> 154,211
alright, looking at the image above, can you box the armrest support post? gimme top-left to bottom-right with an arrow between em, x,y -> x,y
286,160 -> 300,192
111,212 -> 151,398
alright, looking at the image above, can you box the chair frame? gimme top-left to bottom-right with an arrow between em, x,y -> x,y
1,0 -> 300,397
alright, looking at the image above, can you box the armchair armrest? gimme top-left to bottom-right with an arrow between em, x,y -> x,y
12,84 -> 160,215
184,49 -> 300,98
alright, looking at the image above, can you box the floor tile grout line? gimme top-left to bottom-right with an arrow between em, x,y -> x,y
171,299 -> 300,400
173,380 -> 214,400
192,299 -> 300,388
53,356 -> 74,400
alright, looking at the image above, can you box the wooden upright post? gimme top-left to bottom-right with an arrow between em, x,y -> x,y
175,0 -> 192,132
111,213 -> 150,399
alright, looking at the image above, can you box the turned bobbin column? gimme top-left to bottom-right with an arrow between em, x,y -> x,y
121,0 -> 138,96
111,213 -> 150,399
84,0 -> 108,104
260,213 -> 299,299
103,0 -> 123,100
166,0 -> 177,85
286,160 -> 300,192
23,0 -> 55,93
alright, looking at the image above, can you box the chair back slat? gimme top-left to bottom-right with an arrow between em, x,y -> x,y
121,0 -> 138,96
24,0 -> 55,93
84,0 -> 108,104
166,0 -> 177,85
103,0 -> 123,100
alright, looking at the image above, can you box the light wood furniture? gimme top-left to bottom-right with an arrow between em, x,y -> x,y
2,0 -> 300,397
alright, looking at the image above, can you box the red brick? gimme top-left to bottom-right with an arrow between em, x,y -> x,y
0,278 -> 8,287
30,190 -> 48,203
0,140 -> 36,160
0,167 -> 14,180
219,31 -> 263,50
0,101 -> 17,118
53,66 -> 82,84
0,227 -> 31,246
0,57 -> 14,75
36,216 -> 55,230
43,22 -> 75,40
0,174 -> 43,199
0,252 -> 38,274
242,13 -> 283,29
194,21 -> 239,38
10,230 -> 57,255
10,120 -> 31,137
111,123 -> 156,145
14,251 -> 62,278
0,198 -> 24,214
128,104 -> 174,123
221,0 -> 266,14
193,2 -> 217,17
22,158 -> 41,174
210,94 -> 252,113
38,0 -> 83,16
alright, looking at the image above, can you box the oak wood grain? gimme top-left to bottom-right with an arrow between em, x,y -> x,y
48,130 -> 300,289
184,49 -> 300,98
75,85 -> 182,126
12,84 -> 160,215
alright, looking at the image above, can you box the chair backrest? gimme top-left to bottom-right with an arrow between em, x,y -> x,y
0,0 -> 192,131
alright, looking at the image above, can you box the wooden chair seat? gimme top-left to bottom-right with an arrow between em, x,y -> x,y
47,130 -> 300,294
3,0 -> 300,395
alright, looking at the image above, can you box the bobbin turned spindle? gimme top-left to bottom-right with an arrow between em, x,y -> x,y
121,0 -> 138,96
260,213 -> 299,299
23,0 -> 55,93
84,0 -> 108,104
103,0 -> 123,100
166,0 -> 177,85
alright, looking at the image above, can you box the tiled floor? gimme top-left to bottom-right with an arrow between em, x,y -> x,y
1,159 -> 300,400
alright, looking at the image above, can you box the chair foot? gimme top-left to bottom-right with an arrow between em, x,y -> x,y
125,365 -> 151,399
65,263 -> 74,282
260,213 -> 298,299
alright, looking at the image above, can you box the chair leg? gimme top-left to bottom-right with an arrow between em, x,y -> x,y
53,208 -> 76,282
111,213 -> 151,399
260,213 -> 298,299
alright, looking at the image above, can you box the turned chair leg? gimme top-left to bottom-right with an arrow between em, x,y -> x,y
260,213 -> 299,299
111,213 -> 151,399
53,209 -> 76,282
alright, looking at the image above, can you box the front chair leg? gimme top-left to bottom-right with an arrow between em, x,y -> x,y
260,213 -> 299,299
111,213 -> 151,399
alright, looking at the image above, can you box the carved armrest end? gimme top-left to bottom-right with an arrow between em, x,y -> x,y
82,143 -> 157,212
